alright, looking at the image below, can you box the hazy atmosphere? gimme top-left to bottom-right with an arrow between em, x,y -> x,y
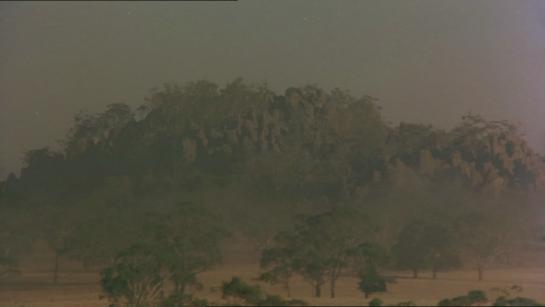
2,1 -> 545,307
2,0 -> 545,176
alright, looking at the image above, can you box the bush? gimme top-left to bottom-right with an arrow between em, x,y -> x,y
221,277 -> 263,304
369,298 -> 383,306
467,290 -> 487,303
494,296 -> 544,306
258,294 -> 307,306
160,293 -> 208,307
221,277 -> 307,306
394,301 -> 416,306
438,290 -> 488,306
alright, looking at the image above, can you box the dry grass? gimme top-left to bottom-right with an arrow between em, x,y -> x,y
1,241 -> 545,306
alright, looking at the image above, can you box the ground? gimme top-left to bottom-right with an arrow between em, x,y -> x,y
1,240 -> 545,306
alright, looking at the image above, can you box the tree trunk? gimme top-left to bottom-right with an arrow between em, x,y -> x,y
315,283 -> 322,297
412,269 -> 419,279
365,292 -> 369,299
285,280 -> 291,298
330,277 -> 336,298
432,268 -> 437,279
53,251 -> 59,284
478,267 -> 483,281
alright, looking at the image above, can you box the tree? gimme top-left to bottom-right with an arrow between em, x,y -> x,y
455,212 -> 510,281
100,201 -> 227,306
0,207 -> 33,279
259,231 -> 299,297
261,207 -> 376,298
392,219 -> 460,279
39,205 -> 81,284
101,244 -> 165,307
64,204 -> 138,268
358,263 -> 387,299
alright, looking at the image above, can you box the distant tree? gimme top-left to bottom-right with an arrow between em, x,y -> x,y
392,219 -> 460,279
221,276 -> 263,304
100,244 -> 165,307
455,212 -> 509,281
64,205 -> 137,268
100,202 -> 227,306
39,205 -> 81,284
358,263 -> 387,299
259,236 -> 297,297
262,207 -> 376,298
0,208 -> 33,279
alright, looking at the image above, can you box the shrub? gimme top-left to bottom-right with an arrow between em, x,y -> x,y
369,298 -> 383,306
160,293 -> 208,307
394,301 -> 416,306
221,277 -> 263,304
494,296 -> 544,306
467,290 -> 487,303
221,277 -> 307,306
258,294 -> 307,306
438,290 -> 488,306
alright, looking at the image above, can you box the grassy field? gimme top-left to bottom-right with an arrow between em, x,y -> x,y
1,240 -> 545,306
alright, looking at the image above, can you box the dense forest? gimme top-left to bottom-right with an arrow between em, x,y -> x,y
1,79 -> 544,306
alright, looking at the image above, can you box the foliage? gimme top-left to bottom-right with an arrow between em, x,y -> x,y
0,79 -> 542,304
369,298 -> 383,307
493,297 -> 544,307
438,290 -> 488,306
358,263 -> 387,299
392,219 -> 460,278
261,206 -> 377,298
454,211 -> 510,281
100,244 -> 165,307
100,202 -> 226,307
221,277 -> 306,306
0,207 -> 33,279
221,276 -> 263,304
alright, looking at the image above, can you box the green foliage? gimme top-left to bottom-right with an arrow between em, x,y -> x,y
392,219 -> 460,278
0,207 -> 33,279
467,290 -> 487,302
493,297 -> 544,306
221,277 -> 306,306
438,290 -> 488,306
1,79 -> 541,305
358,264 -> 387,298
221,277 -> 263,304
393,301 -> 416,307
489,285 -> 543,306
262,206 -> 377,298
369,298 -> 383,306
454,211 -> 509,280
100,244 -> 164,307
100,202 -> 226,307
160,293 -> 208,307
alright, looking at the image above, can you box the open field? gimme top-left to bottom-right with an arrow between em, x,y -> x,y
1,241 -> 545,307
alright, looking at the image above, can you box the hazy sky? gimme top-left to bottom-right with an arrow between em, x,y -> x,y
1,0 -> 545,176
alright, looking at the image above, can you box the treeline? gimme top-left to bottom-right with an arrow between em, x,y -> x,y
0,79 -> 544,305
